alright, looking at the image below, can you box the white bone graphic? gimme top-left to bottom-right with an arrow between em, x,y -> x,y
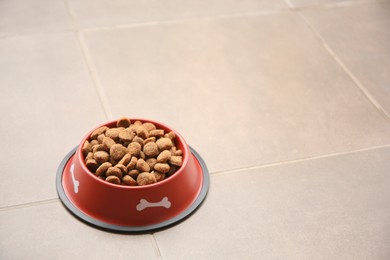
136,197 -> 171,211
70,163 -> 79,194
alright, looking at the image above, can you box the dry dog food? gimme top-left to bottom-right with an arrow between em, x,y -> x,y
82,118 -> 183,186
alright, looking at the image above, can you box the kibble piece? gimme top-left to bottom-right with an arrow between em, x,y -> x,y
109,157 -> 119,166
85,152 -> 94,161
90,126 -> 108,139
93,151 -> 109,164
136,126 -> 149,139
128,142 -> 141,157
126,156 -> 138,170
110,144 -> 128,161
132,136 -> 144,146
105,128 -> 121,141
106,166 -> 123,178
92,144 -> 108,153
119,128 -> 135,142
143,142 -> 159,157
122,175 -> 137,186
134,120 -> 143,126
146,158 -> 157,169
153,171 -> 166,182
117,117 -> 131,128
154,163 -> 170,174
90,139 -> 99,147
115,164 -> 128,175
143,122 -> 156,132
95,162 -> 112,177
156,138 -> 173,151
174,149 -> 183,156
144,137 -> 156,144
137,172 -> 157,186
106,175 -> 120,184
149,129 -> 164,138
136,158 -> 150,172
91,144 -> 98,152
118,153 -> 131,166
169,156 -> 183,167
128,169 -> 140,178
97,134 -> 105,144
102,136 -> 116,150
167,131 -> 176,140
86,159 -> 99,172
157,150 -> 171,163
82,141 -> 91,157
169,146 -> 176,154
128,124 -> 138,132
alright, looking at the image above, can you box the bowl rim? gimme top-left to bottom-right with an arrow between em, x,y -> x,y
77,118 -> 190,190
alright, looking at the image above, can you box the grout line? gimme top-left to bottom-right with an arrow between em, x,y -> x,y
79,9 -> 290,33
0,1 -> 385,40
296,12 -> 390,121
211,144 -> 390,176
150,234 -> 163,260
62,0 -> 113,121
4,146 -> 388,210
0,198 -> 59,212
76,32 -> 113,120
1,9 -> 288,40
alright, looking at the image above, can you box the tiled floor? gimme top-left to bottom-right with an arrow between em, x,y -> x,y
1,0 -> 389,259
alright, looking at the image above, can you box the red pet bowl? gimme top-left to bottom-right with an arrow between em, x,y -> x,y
56,119 -> 209,232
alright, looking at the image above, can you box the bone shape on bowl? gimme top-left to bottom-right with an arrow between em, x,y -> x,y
70,163 -> 79,194
136,197 -> 171,211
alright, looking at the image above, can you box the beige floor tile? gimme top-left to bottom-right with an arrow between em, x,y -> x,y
154,147 -> 390,260
0,0 -> 72,37
0,201 -> 159,259
300,1 -> 390,116
289,0 -> 380,7
81,13 -> 390,173
66,0 -> 288,28
0,33 -> 106,207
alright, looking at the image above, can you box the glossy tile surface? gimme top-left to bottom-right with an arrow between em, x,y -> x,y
82,13 -> 390,173
289,0 -> 382,7
0,202 -> 159,259
0,33 -> 106,207
301,1 -> 390,116
67,0 -> 288,28
155,147 -> 390,260
0,0 -> 72,37
1,0 -> 390,258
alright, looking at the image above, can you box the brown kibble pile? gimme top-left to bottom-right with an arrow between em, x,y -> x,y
82,118 -> 183,186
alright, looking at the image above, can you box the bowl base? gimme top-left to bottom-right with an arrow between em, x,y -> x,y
56,146 -> 209,233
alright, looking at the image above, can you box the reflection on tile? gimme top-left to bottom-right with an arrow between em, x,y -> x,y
67,0 -> 288,28
0,0 -> 72,37
0,202 -> 159,259
301,1 -> 390,116
155,147 -> 390,260
0,33 -> 106,207
82,13 -> 390,173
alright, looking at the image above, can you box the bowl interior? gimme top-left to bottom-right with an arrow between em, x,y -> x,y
78,118 -> 190,189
